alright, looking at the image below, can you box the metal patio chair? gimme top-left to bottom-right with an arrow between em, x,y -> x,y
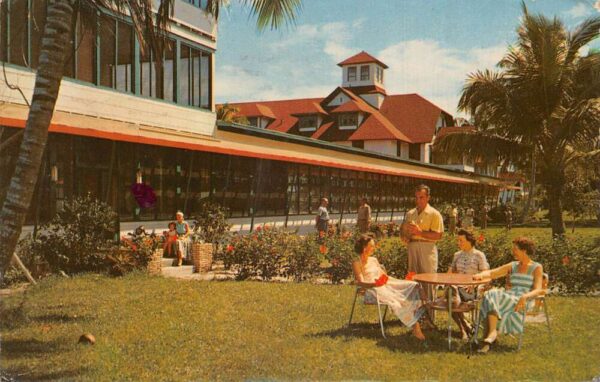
347,286 -> 389,338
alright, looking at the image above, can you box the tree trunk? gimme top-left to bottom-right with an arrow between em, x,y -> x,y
547,182 -> 566,237
520,153 -> 536,223
0,0 -> 74,280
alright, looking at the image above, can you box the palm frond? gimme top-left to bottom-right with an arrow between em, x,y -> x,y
566,15 -> 600,65
433,130 -> 528,165
241,0 -> 302,31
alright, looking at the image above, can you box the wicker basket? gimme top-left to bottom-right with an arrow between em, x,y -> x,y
192,243 -> 213,273
147,248 -> 163,276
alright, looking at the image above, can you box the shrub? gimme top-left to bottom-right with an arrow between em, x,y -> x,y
282,233 -> 323,282
375,238 -> 408,279
107,228 -> 162,276
33,195 -> 118,275
192,201 -> 231,245
322,230 -> 358,284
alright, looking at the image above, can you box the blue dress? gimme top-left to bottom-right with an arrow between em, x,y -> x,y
479,261 -> 541,334
175,221 -> 191,261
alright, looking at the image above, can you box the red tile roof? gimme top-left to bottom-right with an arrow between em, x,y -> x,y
222,89 -> 450,145
344,85 -> 387,95
337,51 -> 389,69
330,100 -> 373,114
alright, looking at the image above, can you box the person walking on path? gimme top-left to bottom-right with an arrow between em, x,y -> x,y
463,205 -> 475,229
357,198 -> 372,233
403,185 -> 444,320
505,206 -> 513,230
316,198 -> 330,239
480,204 -> 490,229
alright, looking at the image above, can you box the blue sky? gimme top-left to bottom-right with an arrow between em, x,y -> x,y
214,0 -> 600,116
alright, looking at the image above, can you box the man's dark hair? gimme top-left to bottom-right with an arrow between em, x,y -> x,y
415,184 -> 431,196
457,229 -> 476,246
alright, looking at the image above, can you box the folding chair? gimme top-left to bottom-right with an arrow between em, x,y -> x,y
472,272 -> 551,352
347,286 -> 389,338
518,272 -> 551,350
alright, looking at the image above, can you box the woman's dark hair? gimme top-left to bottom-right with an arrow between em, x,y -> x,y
354,234 -> 374,255
513,237 -> 536,256
457,229 -> 476,246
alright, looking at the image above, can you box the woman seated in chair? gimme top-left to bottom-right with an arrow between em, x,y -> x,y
447,229 -> 489,340
351,234 -> 426,340
473,237 -> 544,353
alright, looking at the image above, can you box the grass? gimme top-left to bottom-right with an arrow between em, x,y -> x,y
2,273 -> 600,381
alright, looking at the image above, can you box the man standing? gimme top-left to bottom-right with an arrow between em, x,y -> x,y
463,205 -> 475,229
316,198 -> 330,238
404,185 -> 444,318
480,204 -> 489,229
505,205 -> 513,230
357,198 -> 372,233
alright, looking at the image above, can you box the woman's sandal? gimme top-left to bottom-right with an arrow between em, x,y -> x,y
477,332 -> 497,354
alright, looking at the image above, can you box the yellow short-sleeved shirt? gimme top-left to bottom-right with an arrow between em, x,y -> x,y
405,204 -> 444,242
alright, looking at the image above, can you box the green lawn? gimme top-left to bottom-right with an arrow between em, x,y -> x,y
2,274 -> 599,381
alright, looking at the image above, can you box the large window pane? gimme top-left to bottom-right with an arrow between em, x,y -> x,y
8,0 -> 28,66
201,51 -> 210,109
76,12 -> 96,83
178,44 -> 190,105
116,21 -> 133,92
30,0 -> 47,69
191,48 -> 200,106
99,17 -> 115,88
140,44 -> 151,96
164,39 -> 175,102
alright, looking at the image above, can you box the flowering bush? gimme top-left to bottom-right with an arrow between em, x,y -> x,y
283,233 -> 324,282
107,228 -> 162,276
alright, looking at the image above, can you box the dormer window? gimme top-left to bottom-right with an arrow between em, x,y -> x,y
247,117 -> 258,127
338,113 -> 358,129
376,66 -> 384,83
347,66 -> 357,81
360,65 -> 369,81
298,115 -> 318,132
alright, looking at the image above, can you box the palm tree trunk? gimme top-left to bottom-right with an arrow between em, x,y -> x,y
0,0 -> 74,279
547,182 -> 566,237
520,152 -> 536,223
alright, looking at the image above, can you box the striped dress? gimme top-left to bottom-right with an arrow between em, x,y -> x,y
479,261 -> 540,334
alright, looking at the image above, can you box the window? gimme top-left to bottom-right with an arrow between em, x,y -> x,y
409,143 -> 421,161
116,21 -> 134,92
347,66 -> 356,81
338,113 -> 358,127
376,66 -> 384,83
30,0 -> 47,69
141,38 -> 175,100
99,17 -> 116,88
8,0 -> 28,66
179,43 -> 212,110
76,12 -> 96,83
352,141 -> 364,149
247,117 -> 258,127
298,115 -> 318,131
360,65 -> 369,81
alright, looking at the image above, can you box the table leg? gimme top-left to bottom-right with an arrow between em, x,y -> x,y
448,286 -> 452,350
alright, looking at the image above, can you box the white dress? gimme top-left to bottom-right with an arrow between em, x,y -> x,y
362,257 -> 425,327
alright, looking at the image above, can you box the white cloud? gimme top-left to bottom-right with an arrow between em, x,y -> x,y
565,3 -> 592,18
379,40 -> 506,115
595,0 -> 600,12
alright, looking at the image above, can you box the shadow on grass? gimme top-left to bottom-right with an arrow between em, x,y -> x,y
311,320 -> 523,355
32,313 -> 87,323
4,365 -> 88,382
0,338 -> 70,360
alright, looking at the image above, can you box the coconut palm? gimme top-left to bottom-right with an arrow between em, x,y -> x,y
0,0 -> 301,280
434,5 -> 600,237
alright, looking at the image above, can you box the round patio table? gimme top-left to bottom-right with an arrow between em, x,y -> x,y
413,273 -> 491,350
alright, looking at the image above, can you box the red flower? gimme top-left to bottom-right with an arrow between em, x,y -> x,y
562,256 -> 570,265
477,234 -> 485,243
320,245 -> 328,255
256,226 -> 262,232
375,274 -> 389,287
405,271 -> 416,281
226,244 -> 234,253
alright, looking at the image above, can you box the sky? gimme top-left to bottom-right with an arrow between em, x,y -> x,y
214,0 -> 600,116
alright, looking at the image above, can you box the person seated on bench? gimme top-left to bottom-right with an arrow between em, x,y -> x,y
351,234 -> 427,341
447,229 -> 489,340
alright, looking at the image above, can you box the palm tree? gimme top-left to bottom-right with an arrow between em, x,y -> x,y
0,0 -> 301,280
434,5 -> 600,237
217,103 -> 250,125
